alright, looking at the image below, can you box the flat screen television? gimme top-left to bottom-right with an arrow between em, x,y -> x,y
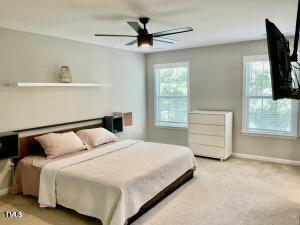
0,132 -> 19,160
265,19 -> 294,100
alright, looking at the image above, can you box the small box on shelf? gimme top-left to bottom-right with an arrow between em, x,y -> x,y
103,116 -> 123,133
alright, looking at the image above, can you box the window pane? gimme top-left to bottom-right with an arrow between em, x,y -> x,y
248,61 -> 272,97
156,64 -> 188,127
248,98 -> 293,133
159,67 -> 188,97
159,97 -> 187,124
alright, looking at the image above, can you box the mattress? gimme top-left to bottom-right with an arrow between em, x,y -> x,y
12,155 -> 46,197
12,141 -> 115,197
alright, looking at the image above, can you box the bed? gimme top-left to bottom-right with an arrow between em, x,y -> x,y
12,120 -> 197,225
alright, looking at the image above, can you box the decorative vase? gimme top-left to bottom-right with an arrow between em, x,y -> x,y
59,66 -> 72,83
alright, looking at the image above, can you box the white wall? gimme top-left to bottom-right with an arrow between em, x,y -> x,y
0,28 -> 147,191
146,39 -> 300,162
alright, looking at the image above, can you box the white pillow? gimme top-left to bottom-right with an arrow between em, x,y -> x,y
76,128 -> 118,150
35,131 -> 87,159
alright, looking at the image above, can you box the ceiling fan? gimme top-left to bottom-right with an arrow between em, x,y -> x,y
95,17 -> 193,48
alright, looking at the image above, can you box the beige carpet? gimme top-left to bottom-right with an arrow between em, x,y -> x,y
0,157 -> 299,225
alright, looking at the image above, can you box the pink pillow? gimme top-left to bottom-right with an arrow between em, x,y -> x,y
35,131 -> 87,159
76,128 -> 118,150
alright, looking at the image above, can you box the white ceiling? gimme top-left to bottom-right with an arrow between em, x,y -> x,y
0,0 -> 297,53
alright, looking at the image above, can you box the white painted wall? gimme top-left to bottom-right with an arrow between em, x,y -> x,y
0,28 -> 147,191
146,39 -> 300,162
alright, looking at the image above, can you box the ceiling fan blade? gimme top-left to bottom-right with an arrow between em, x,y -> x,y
95,34 -> 136,37
127,21 -> 144,34
152,27 -> 193,37
154,37 -> 177,44
126,40 -> 137,46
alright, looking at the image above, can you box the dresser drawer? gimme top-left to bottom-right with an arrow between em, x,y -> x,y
189,133 -> 224,147
190,143 -> 224,158
189,114 -> 224,125
189,124 -> 224,136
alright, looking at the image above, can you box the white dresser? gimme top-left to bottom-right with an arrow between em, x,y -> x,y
188,110 -> 233,161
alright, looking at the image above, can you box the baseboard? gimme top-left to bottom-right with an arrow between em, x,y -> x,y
232,153 -> 300,166
0,187 -> 10,196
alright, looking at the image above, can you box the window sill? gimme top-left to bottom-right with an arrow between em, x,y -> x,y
240,131 -> 298,140
155,125 -> 188,131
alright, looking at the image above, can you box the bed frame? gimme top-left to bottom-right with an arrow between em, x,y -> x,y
127,169 -> 194,224
16,118 -> 195,224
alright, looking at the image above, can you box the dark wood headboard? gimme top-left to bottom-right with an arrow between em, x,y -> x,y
18,119 -> 103,159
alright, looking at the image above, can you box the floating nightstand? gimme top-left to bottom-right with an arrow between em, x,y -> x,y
113,112 -> 133,126
0,132 -> 19,160
103,116 -> 124,133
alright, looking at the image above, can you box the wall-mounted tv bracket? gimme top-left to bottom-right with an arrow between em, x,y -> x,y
291,0 -> 300,62
289,0 -> 300,99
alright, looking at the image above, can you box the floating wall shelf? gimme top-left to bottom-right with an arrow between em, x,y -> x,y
9,82 -> 110,87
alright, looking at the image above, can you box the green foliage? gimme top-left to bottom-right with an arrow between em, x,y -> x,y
249,61 -> 272,96
159,67 -> 187,96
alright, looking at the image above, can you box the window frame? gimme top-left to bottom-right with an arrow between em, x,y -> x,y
154,62 -> 190,129
242,55 -> 298,138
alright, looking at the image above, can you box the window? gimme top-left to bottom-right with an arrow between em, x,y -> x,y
242,55 -> 297,137
154,62 -> 189,128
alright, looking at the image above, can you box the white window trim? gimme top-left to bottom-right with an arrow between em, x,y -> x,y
242,55 -> 298,138
154,62 -> 190,129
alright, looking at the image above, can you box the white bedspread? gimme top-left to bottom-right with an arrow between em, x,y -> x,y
39,140 -> 197,225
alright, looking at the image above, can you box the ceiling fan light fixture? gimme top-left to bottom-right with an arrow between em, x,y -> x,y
95,17 -> 193,49
138,34 -> 153,48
